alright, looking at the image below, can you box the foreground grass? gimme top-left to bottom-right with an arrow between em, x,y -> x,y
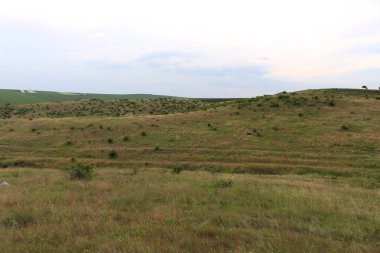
0,168 -> 379,252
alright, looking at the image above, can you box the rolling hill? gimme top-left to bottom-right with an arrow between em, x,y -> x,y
0,89 -> 178,104
0,88 -> 379,252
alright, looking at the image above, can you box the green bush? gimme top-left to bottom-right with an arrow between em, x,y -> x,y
327,100 -> 336,106
108,150 -> 118,159
68,163 -> 94,180
170,164 -> 186,174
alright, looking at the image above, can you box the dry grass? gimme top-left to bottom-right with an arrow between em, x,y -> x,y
0,168 -> 379,252
0,89 -> 379,252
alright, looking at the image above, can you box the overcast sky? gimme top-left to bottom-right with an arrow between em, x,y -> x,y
1,0 -> 380,97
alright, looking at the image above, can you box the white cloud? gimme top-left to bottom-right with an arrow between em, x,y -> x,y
1,0 -> 380,95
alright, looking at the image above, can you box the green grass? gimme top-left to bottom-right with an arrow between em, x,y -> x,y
0,89 -> 179,105
0,88 -> 379,252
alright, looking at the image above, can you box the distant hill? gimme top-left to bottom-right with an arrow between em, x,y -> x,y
0,89 -> 179,104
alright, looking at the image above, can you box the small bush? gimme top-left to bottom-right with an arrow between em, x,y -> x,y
327,100 -> 336,106
108,150 -> 118,159
141,131 -> 147,137
213,179 -> 233,188
170,164 -> 186,174
340,125 -> 350,131
108,138 -> 113,144
123,136 -> 130,142
68,163 -> 94,180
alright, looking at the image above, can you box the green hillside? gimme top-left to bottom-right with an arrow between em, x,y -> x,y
0,88 -> 379,252
0,89 -> 178,104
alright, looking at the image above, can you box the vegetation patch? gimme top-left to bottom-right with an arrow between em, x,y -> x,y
67,163 -> 95,180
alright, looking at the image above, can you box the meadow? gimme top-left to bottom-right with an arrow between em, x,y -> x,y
0,89 -> 379,252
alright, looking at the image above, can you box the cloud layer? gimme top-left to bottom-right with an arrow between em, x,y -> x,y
0,0 -> 380,97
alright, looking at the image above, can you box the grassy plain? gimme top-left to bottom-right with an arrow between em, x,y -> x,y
0,89 -> 379,252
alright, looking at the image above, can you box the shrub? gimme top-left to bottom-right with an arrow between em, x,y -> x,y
327,100 -> 336,106
213,179 -> 233,188
123,136 -> 130,142
108,138 -> 113,144
141,131 -> 147,137
170,164 -> 186,174
108,150 -> 118,159
68,163 -> 94,180
340,125 -> 350,131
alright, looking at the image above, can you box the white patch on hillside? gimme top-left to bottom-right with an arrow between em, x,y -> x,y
59,92 -> 80,95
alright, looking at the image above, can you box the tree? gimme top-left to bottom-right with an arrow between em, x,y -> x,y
362,85 -> 368,89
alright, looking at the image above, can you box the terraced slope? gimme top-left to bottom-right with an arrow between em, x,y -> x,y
0,89 -> 379,184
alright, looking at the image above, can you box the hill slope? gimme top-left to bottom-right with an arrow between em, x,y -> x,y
0,88 -> 379,252
0,89 -> 178,104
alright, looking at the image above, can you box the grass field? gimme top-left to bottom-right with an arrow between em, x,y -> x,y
0,89 -> 178,105
0,88 -> 379,252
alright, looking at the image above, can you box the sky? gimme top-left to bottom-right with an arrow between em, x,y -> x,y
0,0 -> 380,97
